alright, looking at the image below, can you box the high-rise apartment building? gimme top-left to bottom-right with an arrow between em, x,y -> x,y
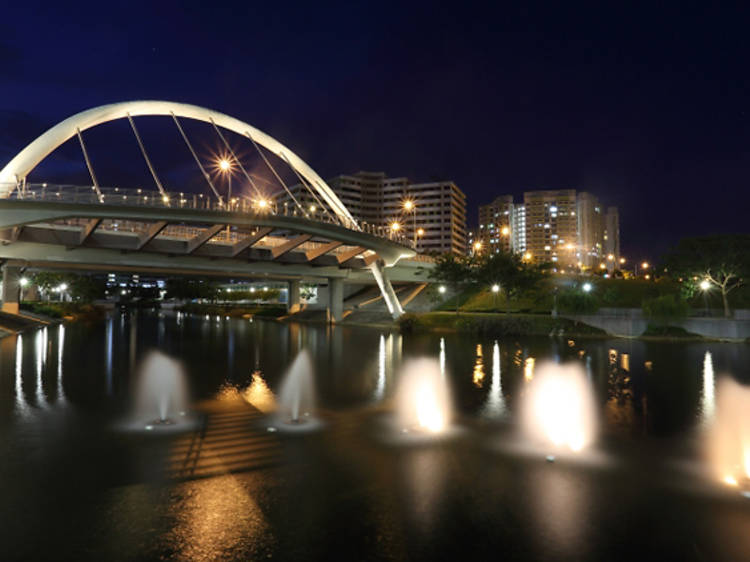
477,195 -> 514,253
476,189 -> 620,269
275,171 -> 467,255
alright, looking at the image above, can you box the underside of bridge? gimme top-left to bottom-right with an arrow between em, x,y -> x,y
0,199 -> 419,321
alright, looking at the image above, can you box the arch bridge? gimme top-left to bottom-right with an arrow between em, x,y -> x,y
0,101 -> 416,319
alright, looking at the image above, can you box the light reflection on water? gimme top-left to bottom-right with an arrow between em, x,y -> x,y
482,341 -> 506,417
35,327 -> 48,407
701,351 -> 715,426
15,334 -> 28,414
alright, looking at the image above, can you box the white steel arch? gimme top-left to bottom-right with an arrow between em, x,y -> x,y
0,101 -> 357,226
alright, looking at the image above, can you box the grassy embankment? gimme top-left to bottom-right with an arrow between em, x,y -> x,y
20,301 -> 107,322
404,277 -> 750,338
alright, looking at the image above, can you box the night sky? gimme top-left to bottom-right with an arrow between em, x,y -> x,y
2,2 -> 749,260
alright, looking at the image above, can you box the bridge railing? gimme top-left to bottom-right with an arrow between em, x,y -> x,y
2,183 -> 415,249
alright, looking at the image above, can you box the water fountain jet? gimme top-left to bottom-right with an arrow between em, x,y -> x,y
134,350 -> 190,429
394,358 -> 452,436
520,362 -> 597,456
270,350 -> 320,432
708,378 -> 750,492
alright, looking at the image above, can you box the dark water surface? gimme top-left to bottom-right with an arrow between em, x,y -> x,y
2,311 -> 750,561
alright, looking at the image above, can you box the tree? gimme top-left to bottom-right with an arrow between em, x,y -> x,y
428,253 -> 474,314
662,234 -> 750,318
473,251 -> 543,312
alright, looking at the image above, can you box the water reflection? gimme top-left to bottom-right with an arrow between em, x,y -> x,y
35,328 -> 48,408
482,341 -> 506,417
472,344 -> 485,388
168,476 -> 270,559
243,373 -> 276,413
105,316 -> 114,395
701,351 -> 715,426
524,357 -> 535,381
57,324 -> 67,404
439,337 -> 446,379
376,335 -> 386,401
530,467 -> 592,558
15,335 -> 28,414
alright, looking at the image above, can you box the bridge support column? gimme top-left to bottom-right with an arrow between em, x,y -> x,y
327,277 -> 344,324
368,260 -> 404,319
2,262 -> 22,314
288,279 -> 301,313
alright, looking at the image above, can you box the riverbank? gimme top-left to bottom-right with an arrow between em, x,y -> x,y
398,311 -> 608,338
21,302 -> 107,323
175,302 -> 287,318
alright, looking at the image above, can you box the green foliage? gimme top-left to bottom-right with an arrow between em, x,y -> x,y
472,251 -> 543,301
428,253 -> 475,312
397,313 -> 419,333
219,288 -> 281,302
30,271 -> 105,302
662,234 -> 750,317
557,289 -> 599,314
642,294 -> 689,324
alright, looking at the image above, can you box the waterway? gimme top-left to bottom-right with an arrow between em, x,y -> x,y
1,311 -> 749,560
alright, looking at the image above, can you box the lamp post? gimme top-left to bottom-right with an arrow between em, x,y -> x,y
403,199 -> 417,247
491,283 -> 500,311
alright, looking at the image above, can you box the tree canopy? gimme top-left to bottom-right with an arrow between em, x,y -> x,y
662,234 -> 750,317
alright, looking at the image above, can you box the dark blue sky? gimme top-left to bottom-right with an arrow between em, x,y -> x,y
2,2 -> 749,259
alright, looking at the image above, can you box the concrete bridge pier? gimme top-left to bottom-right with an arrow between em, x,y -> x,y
2,261 -> 23,314
288,279 -> 301,313
327,277 -> 344,323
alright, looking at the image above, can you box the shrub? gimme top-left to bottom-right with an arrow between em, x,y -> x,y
642,294 -> 689,324
557,290 -> 599,314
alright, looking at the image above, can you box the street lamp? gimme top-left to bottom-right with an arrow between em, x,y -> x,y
501,225 -> 510,237
582,282 -> 592,293
218,158 -> 233,204
700,279 -> 711,316
491,283 -> 500,311
473,241 -> 483,255
439,285 -> 447,294
523,251 -> 532,262
19,277 -> 29,301
390,221 -> 401,232
402,199 -> 417,246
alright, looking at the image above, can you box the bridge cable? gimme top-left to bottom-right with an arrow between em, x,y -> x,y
278,151 -> 338,224
314,179 -> 360,231
208,119 -> 264,202
126,113 -> 169,203
170,112 -> 223,204
244,131 -> 307,216
75,128 -> 104,202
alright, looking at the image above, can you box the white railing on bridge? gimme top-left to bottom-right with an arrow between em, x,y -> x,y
2,183 -> 415,249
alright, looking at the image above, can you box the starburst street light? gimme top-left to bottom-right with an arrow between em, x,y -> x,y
217,157 -> 234,203
402,199 -> 414,212
501,225 -> 510,236
390,221 -> 401,232
700,279 -> 711,291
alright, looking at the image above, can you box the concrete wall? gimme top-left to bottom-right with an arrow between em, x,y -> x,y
564,308 -> 750,341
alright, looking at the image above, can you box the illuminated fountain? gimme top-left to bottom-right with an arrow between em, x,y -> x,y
270,350 -> 319,431
394,358 -> 452,437
708,378 -> 750,492
520,361 -> 597,458
133,350 -> 190,430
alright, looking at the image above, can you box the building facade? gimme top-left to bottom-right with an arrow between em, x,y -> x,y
276,171 -> 467,255
476,189 -> 620,269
